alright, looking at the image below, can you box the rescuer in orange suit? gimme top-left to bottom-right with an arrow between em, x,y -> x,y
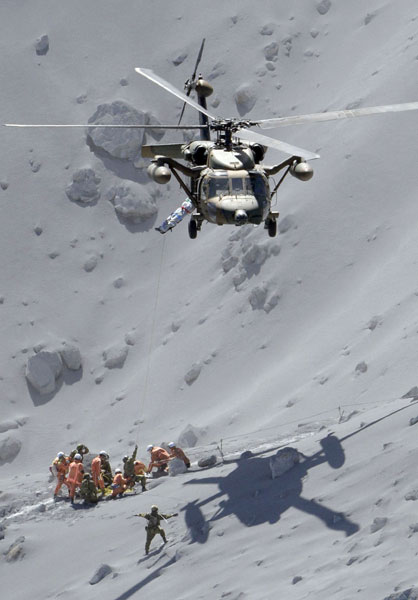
52,452 -> 70,498
168,442 -> 191,468
91,451 -> 106,492
111,469 -> 127,498
67,454 -> 84,504
146,445 -> 170,474
134,460 -> 147,492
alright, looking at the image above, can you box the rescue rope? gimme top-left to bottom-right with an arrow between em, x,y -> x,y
135,234 -> 167,444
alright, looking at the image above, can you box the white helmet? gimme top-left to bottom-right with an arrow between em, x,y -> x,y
146,445 -> 153,453
99,451 -> 108,457
115,468 -> 122,473
168,442 -> 176,448
57,452 -> 65,458
74,453 -> 82,461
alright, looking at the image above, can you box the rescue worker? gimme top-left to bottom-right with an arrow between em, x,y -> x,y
51,452 -> 70,498
66,453 -> 84,504
135,505 -> 178,554
111,468 -> 127,498
91,451 -> 106,493
79,473 -> 98,504
146,444 -> 171,474
69,444 -> 90,461
155,199 -> 194,234
122,444 -> 138,488
133,460 -> 147,492
168,442 -> 191,468
100,452 -> 113,487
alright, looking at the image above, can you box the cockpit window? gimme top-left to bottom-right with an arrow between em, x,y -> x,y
230,177 -> 246,194
208,177 -> 229,197
205,173 -> 267,198
249,173 -> 267,198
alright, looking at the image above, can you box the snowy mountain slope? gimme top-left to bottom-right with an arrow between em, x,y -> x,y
3,398 -> 418,600
1,0 -> 418,598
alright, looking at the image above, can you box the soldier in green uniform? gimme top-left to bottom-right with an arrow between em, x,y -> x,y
135,505 -> 177,554
79,473 -> 98,504
100,453 -> 113,487
69,444 -> 90,462
122,444 -> 138,488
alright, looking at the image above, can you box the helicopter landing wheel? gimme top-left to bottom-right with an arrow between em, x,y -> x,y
188,218 -> 198,239
267,219 -> 277,238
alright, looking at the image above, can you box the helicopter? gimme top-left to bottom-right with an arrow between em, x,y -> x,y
5,40 -> 418,239
133,58 -> 418,239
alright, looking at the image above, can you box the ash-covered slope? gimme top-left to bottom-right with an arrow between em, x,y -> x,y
1,1 -> 418,598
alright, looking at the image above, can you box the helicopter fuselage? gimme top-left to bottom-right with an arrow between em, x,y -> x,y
196,167 -> 270,226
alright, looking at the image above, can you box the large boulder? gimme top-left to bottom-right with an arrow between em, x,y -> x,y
0,435 -> 22,465
178,424 -> 206,448
169,458 -> 188,476
60,345 -> 82,371
106,184 -> 157,223
87,101 -> 146,165
25,351 -> 63,394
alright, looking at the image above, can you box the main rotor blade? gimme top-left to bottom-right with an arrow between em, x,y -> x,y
177,102 -> 187,126
4,123 -> 205,129
135,67 -> 217,121
238,128 -> 320,161
256,101 -> 418,129
191,38 -> 206,81
178,37 -> 206,126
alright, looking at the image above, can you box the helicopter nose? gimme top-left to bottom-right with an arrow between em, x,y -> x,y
234,209 -> 248,225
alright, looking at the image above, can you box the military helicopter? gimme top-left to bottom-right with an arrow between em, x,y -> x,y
134,58 -> 418,238
5,40 -> 418,239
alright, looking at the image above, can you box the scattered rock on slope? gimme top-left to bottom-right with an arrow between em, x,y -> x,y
234,84 -> 257,116
60,345 -> 82,371
383,589 -> 418,600
270,447 -> 301,479
89,563 -> 113,585
402,386 -> 418,400
198,455 -> 217,468
35,35 -> 49,55
317,0 -> 332,15
370,517 -> 388,533
66,168 -> 101,204
4,536 -> 25,562
184,363 -> 202,386
103,344 -> 129,369
0,436 -> 22,465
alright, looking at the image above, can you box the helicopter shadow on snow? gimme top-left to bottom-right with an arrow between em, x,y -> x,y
183,433 -> 359,543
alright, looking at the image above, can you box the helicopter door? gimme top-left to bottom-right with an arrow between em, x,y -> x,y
199,177 -> 218,222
